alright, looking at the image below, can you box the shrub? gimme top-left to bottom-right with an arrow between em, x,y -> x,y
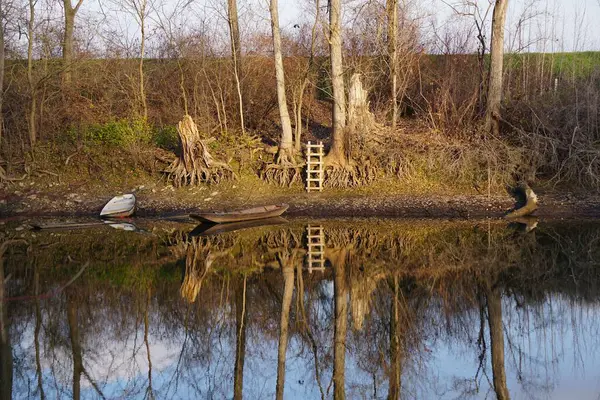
69,119 -> 151,146
152,125 -> 180,151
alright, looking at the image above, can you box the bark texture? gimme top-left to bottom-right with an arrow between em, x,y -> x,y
27,0 -> 37,146
0,1 -> 5,149
326,0 -> 347,165
485,0 -> 509,136
386,0 -> 398,128
269,0 -> 294,161
227,0 -> 244,132
62,0 -> 84,84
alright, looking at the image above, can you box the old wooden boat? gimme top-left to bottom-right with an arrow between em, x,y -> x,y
100,194 -> 136,218
190,204 -> 289,224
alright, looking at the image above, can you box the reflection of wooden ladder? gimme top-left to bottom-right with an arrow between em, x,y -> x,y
306,225 -> 325,273
306,141 -> 324,192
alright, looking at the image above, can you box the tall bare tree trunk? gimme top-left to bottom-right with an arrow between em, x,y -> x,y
62,0 -> 84,85
293,0 -> 320,152
386,0 -> 398,129
269,0 -> 294,162
139,0 -> 148,120
233,277 -> 247,400
227,0 -> 244,133
27,0 -> 37,146
0,1 -> 5,150
487,286 -> 510,400
325,0 -> 347,166
275,255 -> 294,400
485,0 -> 509,136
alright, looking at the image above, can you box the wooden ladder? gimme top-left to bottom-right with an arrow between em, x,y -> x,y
306,141 -> 324,192
306,224 -> 325,273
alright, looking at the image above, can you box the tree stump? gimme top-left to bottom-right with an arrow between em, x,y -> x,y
166,115 -> 235,186
505,182 -> 538,218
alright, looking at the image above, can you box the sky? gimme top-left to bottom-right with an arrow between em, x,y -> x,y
275,0 -> 600,52
63,0 -> 600,55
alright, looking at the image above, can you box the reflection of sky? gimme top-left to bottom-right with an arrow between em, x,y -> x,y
12,293 -> 600,399
426,296 -> 600,400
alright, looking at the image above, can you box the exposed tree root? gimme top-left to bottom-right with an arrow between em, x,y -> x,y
324,157 -> 377,188
260,147 -> 304,187
165,115 -> 236,187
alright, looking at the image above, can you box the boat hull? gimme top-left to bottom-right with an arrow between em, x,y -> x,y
100,194 -> 137,218
190,204 -> 289,224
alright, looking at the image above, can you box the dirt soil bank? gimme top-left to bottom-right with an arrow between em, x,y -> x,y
1,175 -> 599,220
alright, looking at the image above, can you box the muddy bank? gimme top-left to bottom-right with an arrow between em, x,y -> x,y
1,182 -> 599,220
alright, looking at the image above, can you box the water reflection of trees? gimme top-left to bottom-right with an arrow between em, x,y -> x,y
1,220 -> 600,398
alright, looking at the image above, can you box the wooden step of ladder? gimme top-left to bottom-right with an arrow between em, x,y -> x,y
306,224 -> 325,273
306,141 -> 324,192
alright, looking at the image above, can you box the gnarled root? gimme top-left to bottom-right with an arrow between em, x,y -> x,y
324,157 -> 377,188
260,146 -> 304,187
165,115 -> 236,187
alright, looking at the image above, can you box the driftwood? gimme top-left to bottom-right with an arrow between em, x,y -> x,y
166,115 -> 235,186
505,183 -> 538,218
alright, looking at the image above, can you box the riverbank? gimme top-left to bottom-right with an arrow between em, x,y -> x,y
1,171 -> 599,220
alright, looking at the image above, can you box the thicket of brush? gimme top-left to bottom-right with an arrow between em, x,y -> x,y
2,51 -> 599,191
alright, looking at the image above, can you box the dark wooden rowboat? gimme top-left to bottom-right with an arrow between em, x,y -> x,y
190,204 -> 289,224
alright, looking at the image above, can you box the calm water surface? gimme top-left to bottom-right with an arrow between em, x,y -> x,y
1,218 -> 599,399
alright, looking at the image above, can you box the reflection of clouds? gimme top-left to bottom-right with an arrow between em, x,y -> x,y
421,295 -> 600,400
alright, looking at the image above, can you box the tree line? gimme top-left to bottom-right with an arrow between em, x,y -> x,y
0,0 -> 598,189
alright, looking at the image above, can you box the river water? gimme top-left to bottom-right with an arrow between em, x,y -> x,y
0,217 -> 599,399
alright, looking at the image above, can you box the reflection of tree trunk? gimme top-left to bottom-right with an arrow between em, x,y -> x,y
330,248 -> 348,400
276,254 -> 295,400
387,275 -> 402,400
0,248 -> 12,400
34,269 -> 46,400
233,276 -> 247,400
145,287 -> 154,399
487,286 -> 510,400
66,292 -> 83,400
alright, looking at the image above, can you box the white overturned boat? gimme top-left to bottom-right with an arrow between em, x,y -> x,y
100,194 -> 136,218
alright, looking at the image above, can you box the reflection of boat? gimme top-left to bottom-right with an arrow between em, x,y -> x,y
190,217 -> 288,236
190,204 -> 289,224
100,194 -> 136,218
31,221 -> 107,231
103,220 -> 138,231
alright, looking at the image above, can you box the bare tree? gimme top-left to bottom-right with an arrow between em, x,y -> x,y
325,0 -> 347,167
386,0 -> 398,129
0,0 -> 5,154
62,0 -> 84,84
269,0 -> 294,162
26,0 -> 39,146
227,0 -> 244,133
485,0 -> 509,136
115,0 -> 151,119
